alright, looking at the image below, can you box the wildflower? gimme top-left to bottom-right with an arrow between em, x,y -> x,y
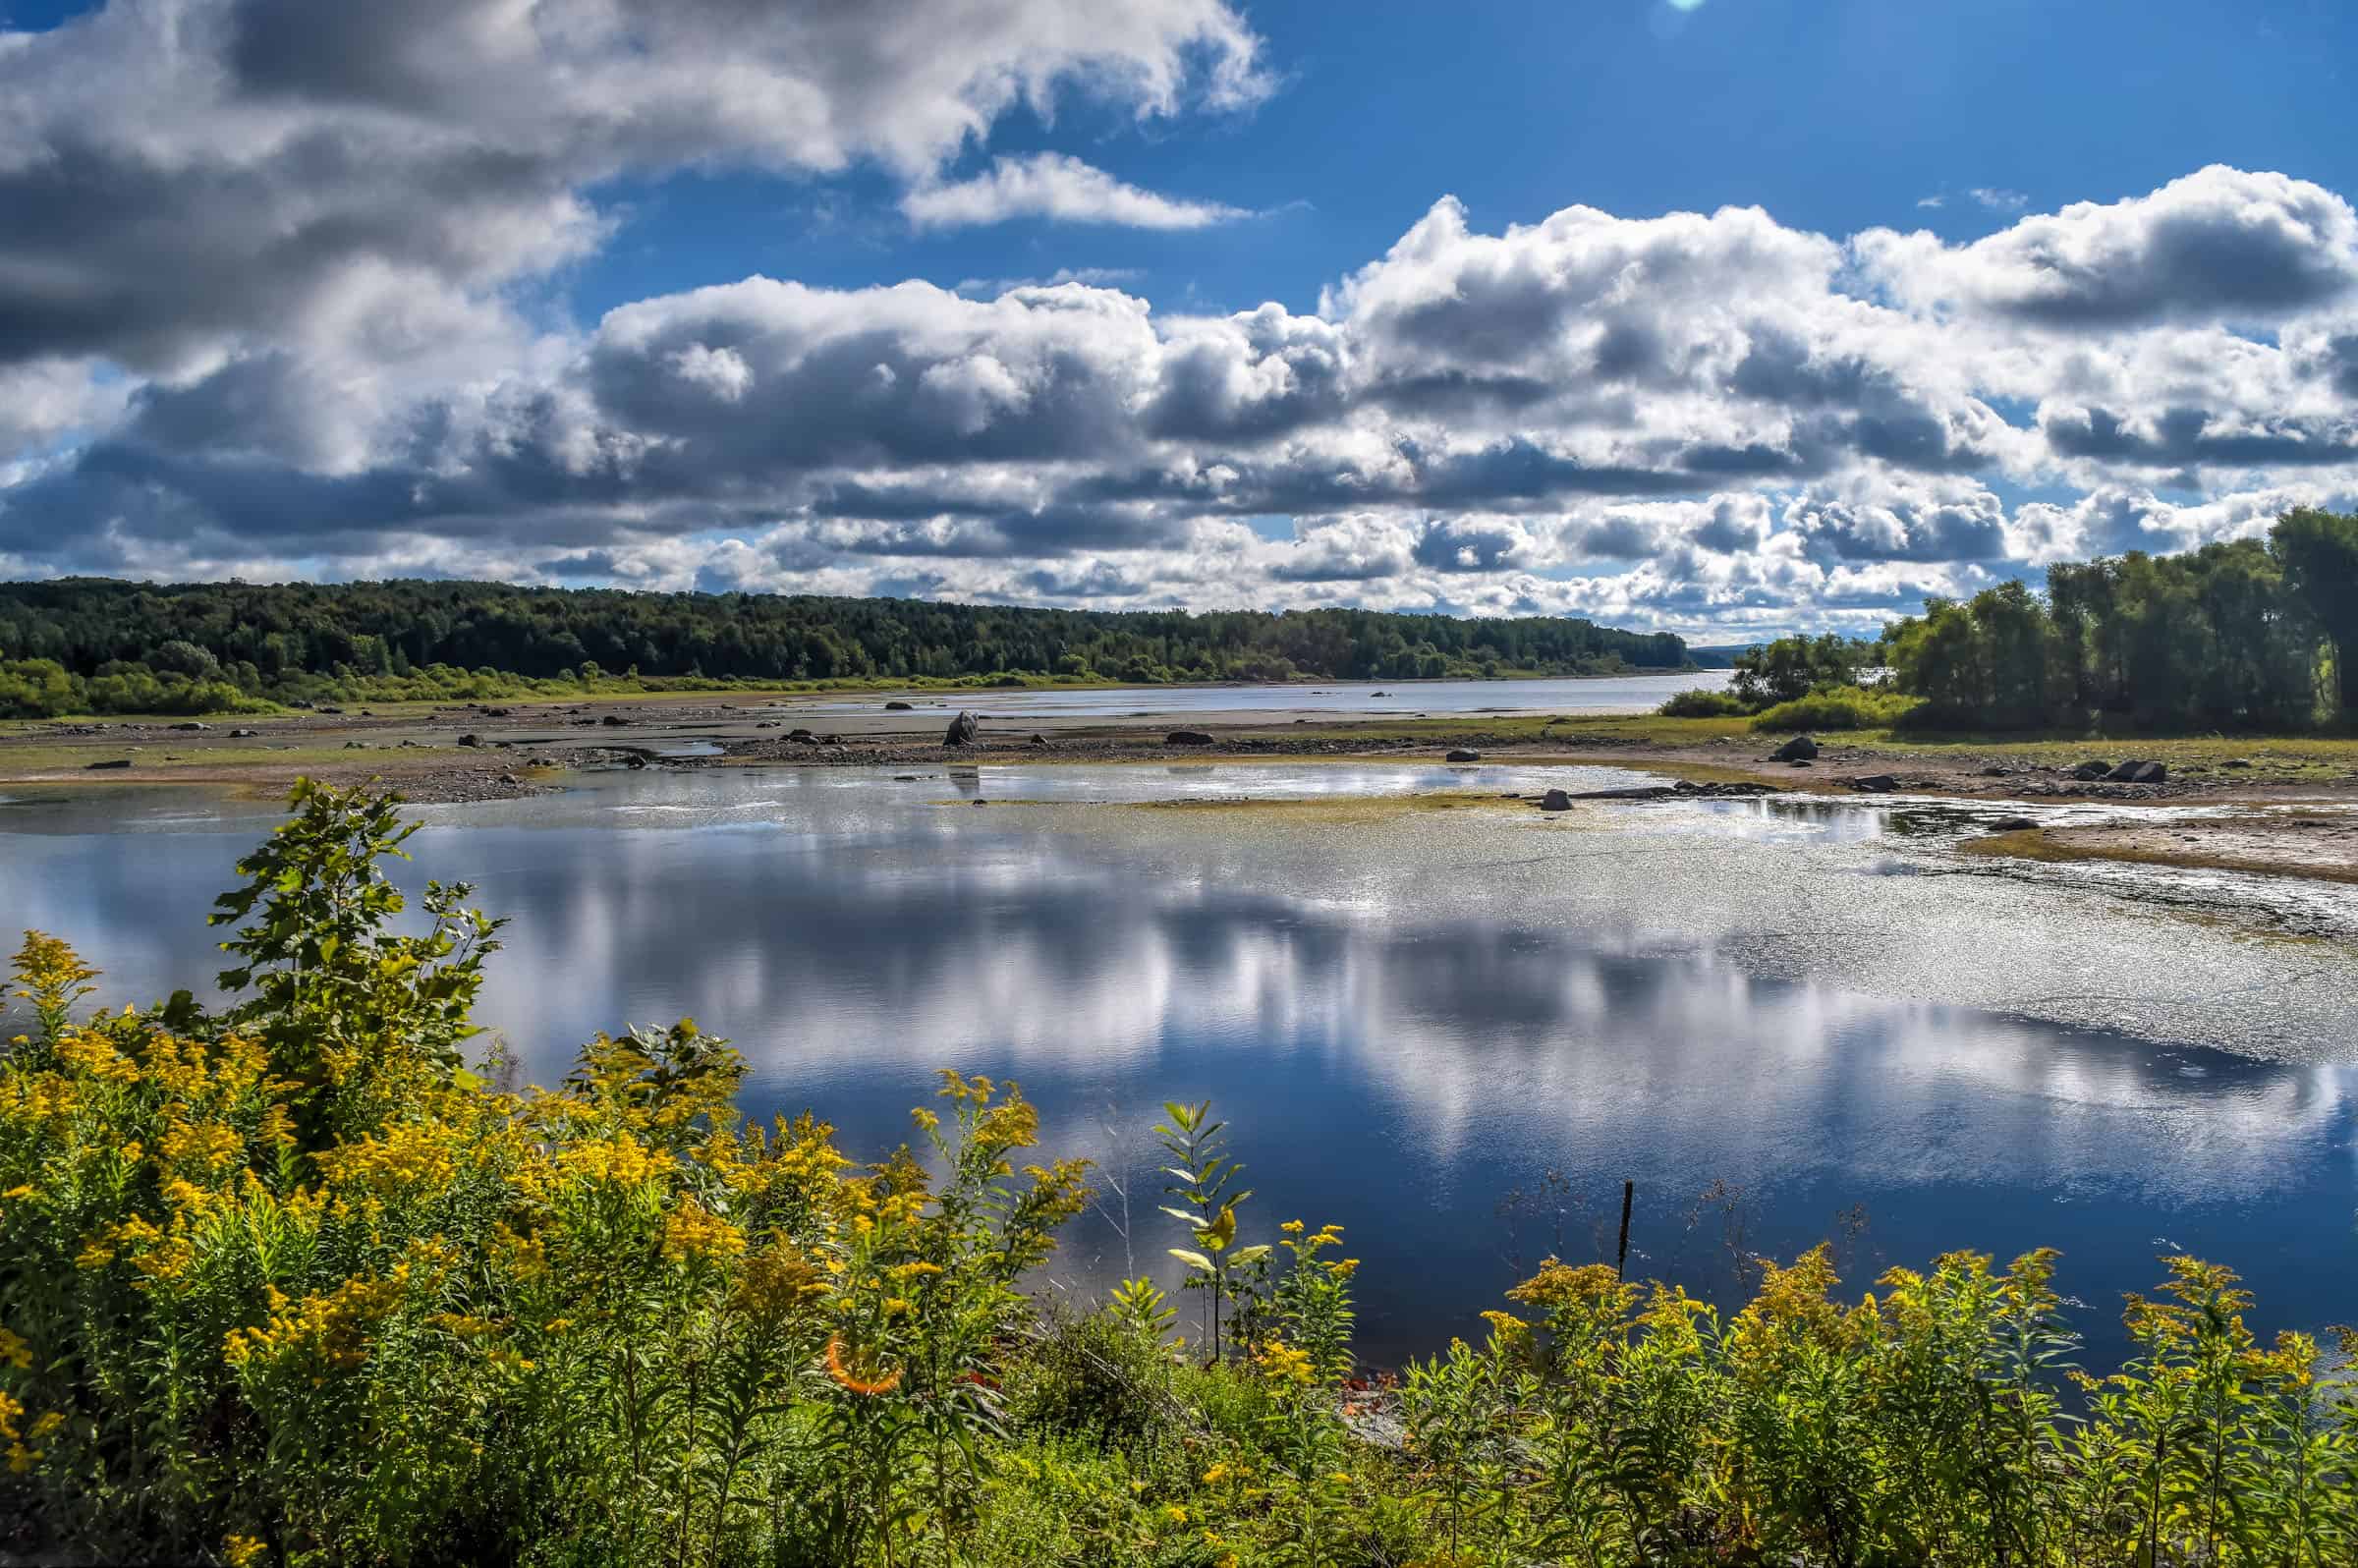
1,1185 -> 33,1202
557,1133 -> 671,1186
1201,1462 -> 1232,1484
1161,1505 -> 1189,1525
1254,1339 -> 1315,1386
314,1120 -> 459,1197
735,1245 -> 826,1322
224,1536 -> 267,1567
660,1199 -> 748,1265
0,1327 -> 29,1370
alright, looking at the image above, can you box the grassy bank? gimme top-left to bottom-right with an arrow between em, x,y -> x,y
1,781 -> 2350,1566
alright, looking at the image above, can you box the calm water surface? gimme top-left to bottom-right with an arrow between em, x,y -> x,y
3,763 -> 2353,1369
782,669 -> 1733,718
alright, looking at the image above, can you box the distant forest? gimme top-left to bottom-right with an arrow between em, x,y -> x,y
0,579 -> 1689,716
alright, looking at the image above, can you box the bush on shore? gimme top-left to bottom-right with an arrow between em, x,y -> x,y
2,782 -> 2351,1566
1748,685 -> 1924,732
1655,687 -> 1751,718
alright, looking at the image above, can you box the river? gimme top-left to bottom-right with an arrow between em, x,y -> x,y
3,757 -> 2353,1369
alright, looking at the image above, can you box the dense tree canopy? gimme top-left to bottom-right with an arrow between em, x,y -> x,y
0,579 -> 1687,717
1883,513 -> 2353,731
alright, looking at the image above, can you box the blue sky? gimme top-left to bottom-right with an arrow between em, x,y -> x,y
569,0 -> 2358,321
3,0 -> 2356,637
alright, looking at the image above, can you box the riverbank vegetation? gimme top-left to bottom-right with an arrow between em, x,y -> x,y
0,580 -> 1689,719
2,782 -> 2351,1565
1662,507 -> 2358,738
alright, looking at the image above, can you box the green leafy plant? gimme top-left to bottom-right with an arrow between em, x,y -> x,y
1155,1099 -> 1266,1365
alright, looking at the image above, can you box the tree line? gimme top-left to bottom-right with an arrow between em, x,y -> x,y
1711,508 -> 2358,733
0,578 -> 1689,717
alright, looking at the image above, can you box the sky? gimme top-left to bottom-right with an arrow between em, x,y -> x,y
2,0 -> 2356,639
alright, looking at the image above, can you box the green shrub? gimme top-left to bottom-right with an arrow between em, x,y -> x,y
1656,687 -> 1752,717
1749,684 -> 1922,731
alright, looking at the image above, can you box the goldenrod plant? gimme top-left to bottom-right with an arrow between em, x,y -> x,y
1,781 -> 2352,1565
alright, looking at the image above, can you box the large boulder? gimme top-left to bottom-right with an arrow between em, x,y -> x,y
944,710 -> 980,746
2071,758 -> 2112,781
1850,774 -> 1898,793
1445,749 -> 1482,762
1538,788 -> 1573,812
884,700 -> 914,711
1165,730 -> 1215,747
2106,759 -> 2166,784
1768,735 -> 1819,762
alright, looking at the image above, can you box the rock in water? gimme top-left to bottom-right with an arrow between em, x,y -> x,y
1445,749 -> 1482,762
1851,774 -> 1898,793
1993,816 -> 2039,831
944,711 -> 979,746
885,700 -> 914,710
1165,730 -> 1215,747
1768,735 -> 1819,761
1538,788 -> 1573,812
457,733 -> 481,748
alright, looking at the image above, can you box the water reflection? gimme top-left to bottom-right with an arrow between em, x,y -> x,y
2,768 -> 2353,1366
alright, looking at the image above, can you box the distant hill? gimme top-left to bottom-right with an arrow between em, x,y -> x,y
0,578 -> 1689,704
1683,644 -> 1756,669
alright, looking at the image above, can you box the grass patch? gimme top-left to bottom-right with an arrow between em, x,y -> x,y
1959,825 -> 2358,886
